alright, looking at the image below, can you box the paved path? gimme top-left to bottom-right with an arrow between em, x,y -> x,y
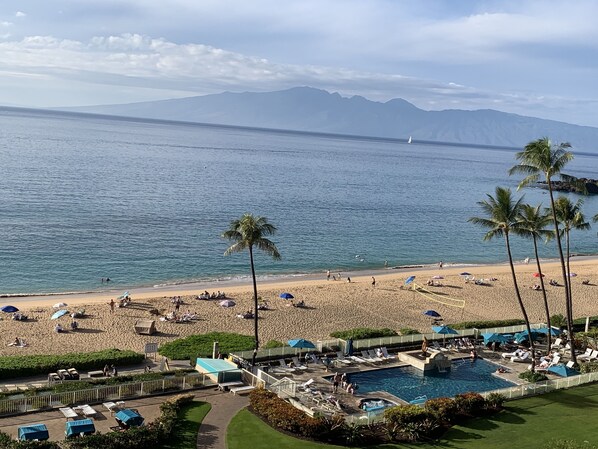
195,390 -> 249,449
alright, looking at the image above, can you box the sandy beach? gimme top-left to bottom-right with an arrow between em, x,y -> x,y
2,258 -> 597,357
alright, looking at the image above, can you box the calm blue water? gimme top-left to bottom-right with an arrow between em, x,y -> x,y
1,107 -> 598,295
347,358 -> 515,402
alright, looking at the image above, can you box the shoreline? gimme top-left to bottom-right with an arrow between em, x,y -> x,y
3,255 -> 596,309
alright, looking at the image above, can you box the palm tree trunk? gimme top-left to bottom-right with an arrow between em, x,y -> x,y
249,245 -> 259,367
533,237 -> 551,351
547,181 -> 576,364
505,233 -> 536,371
565,230 -> 573,332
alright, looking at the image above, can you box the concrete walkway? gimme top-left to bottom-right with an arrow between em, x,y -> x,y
195,390 -> 249,449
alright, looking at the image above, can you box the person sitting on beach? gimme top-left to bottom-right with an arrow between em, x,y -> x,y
70,320 -> 79,330
549,279 -> 559,286
54,324 -> 64,333
8,337 -> 20,347
582,279 -> 590,285
295,300 -> 305,308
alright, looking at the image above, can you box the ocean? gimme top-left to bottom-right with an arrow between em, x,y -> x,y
1,107 -> 597,295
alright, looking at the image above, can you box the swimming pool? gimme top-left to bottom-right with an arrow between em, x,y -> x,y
347,358 -> 515,403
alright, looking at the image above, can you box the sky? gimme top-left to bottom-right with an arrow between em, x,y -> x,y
1,0 -> 597,127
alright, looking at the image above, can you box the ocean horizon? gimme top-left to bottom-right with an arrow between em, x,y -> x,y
2,108 -> 598,296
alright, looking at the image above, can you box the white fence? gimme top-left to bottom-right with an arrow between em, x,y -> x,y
0,373 -> 211,416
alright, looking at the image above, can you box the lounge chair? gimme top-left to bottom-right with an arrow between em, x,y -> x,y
300,378 -> 315,390
335,351 -> 353,365
60,407 -> 79,419
511,351 -> 531,363
576,348 -> 593,361
77,404 -> 97,418
348,355 -> 369,364
361,350 -> 381,363
586,350 -> 598,362
536,354 -> 561,371
291,357 -> 308,370
380,347 -> 395,360
432,341 -> 450,352
501,349 -> 525,359
367,349 -> 385,362
551,338 -> 563,350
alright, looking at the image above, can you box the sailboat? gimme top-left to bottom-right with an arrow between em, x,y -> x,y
407,136 -> 412,144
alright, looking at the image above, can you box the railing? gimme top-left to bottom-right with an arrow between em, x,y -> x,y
481,370 -> 598,400
0,373 -> 212,417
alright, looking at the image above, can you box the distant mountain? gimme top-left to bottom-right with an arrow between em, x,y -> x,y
62,87 -> 598,151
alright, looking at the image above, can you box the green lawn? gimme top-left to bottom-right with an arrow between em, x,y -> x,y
227,383 -> 598,448
163,401 -> 211,449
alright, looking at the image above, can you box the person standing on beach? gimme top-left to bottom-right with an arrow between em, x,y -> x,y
439,261 -> 443,269
109,299 -> 115,313
372,276 -> 376,287
327,270 -> 330,281
384,260 -> 388,268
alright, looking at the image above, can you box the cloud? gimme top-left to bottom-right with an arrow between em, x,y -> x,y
15,11 -> 26,18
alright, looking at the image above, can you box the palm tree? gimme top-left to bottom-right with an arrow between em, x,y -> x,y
222,214 -> 281,366
516,204 -> 553,350
554,196 -> 590,327
469,187 -> 537,370
508,137 -> 578,363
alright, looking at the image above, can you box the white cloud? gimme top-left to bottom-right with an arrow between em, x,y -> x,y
15,11 -> 26,18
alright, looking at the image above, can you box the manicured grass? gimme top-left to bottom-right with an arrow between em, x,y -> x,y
227,383 -> 598,449
163,401 -> 211,449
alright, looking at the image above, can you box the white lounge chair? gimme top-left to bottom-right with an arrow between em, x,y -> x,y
291,357 -> 308,370
335,351 -> 353,365
432,341 -> 450,352
576,348 -> 593,361
380,347 -> 395,360
551,338 -> 563,350
501,349 -> 524,359
586,350 -> 598,362
349,355 -> 369,364
367,349 -> 385,362
511,351 -> 531,363
300,378 -> 314,390
361,350 -> 382,363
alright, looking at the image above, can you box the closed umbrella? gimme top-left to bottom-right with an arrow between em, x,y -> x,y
279,292 -> 294,300
1,305 -> 18,313
51,309 -> 69,320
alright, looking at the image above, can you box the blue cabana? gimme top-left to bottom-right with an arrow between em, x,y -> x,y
18,424 -> 49,441
115,409 -> 144,427
65,419 -> 95,437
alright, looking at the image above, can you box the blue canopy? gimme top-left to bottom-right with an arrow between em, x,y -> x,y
514,330 -> 544,343
537,327 -> 562,336
51,309 -> 69,320
1,305 -> 19,313
405,275 -> 416,285
482,333 -> 510,344
115,409 -> 144,427
423,310 -> 441,318
432,325 -> 458,335
18,424 -> 49,441
288,338 -> 316,349
279,292 -> 294,300
65,419 -> 95,437
547,364 -> 579,377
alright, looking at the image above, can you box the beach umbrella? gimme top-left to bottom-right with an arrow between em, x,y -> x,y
219,300 -> 235,308
423,310 -> 441,318
431,275 -> 444,280
118,291 -> 130,299
459,272 -> 471,276
514,330 -> 544,343
569,273 -> 577,277
288,338 -> 316,349
115,409 -> 144,427
482,333 -> 510,344
53,302 -> 67,308
279,292 -> 294,300
51,309 -> 69,320
533,272 -> 545,278
0,305 -> 18,313
432,325 -> 459,346
405,275 -> 416,285
537,326 -> 562,336
547,364 -> 579,377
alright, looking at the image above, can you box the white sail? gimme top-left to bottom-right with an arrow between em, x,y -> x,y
408,136 -> 412,144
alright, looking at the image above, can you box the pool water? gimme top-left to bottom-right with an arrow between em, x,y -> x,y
347,358 -> 515,403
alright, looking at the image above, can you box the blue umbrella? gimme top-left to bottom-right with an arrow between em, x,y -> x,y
405,275 -> 416,285
288,338 -> 316,349
514,330 -> 544,343
51,309 -> 69,320
432,325 -> 459,335
537,327 -> 562,336
547,364 -> 579,377
482,333 -> 510,344
423,310 -> 441,318
1,305 -> 19,313
280,292 -> 294,300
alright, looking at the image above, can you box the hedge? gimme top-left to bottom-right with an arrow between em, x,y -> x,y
329,328 -> 398,340
0,349 -> 145,380
450,319 -> 525,330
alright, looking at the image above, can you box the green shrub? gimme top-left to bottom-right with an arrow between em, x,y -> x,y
399,328 -> 421,335
551,314 -> 567,328
450,319 -> 525,330
579,361 -> 598,374
0,349 -> 144,380
519,370 -> 548,382
249,388 -> 327,438
158,332 -> 255,360
453,392 -> 486,416
262,340 -> 285,349
424,397 -> 458,423
547,439 -> 598,449
485,392 -> 506,410
329,328 -> 398,340
384,405 -> 438,442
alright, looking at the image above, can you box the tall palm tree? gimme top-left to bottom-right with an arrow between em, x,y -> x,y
222,214 -> 281,367
508,137 -> 578,363
554,196 -> 590,329
469,187 -> 537,370
516,204 -> 553,350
